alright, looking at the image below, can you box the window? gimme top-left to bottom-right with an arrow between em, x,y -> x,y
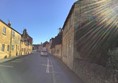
12,31 -> 15,37
17,46 -> 19,50
1,44 -> 5,51
2,27 -> 6,35
7,45 -> 10,51
12,45 -> 14,51
22,48 -> 23,51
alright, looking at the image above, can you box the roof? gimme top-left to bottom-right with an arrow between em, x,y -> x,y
0,19 -> 21,35
21,29 -> 33,44
21,30 -> 33,39
43,41 -> 49,47
50,32 -> 62,49
62,1 -> 79,30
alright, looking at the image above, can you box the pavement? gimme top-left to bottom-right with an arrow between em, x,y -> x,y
0,56 -> 18,63
0,55 -> 28,63
0,52 -> 83,83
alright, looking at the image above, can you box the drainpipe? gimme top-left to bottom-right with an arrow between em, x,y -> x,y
9,29 -> 12,57
20,39 -> 21,56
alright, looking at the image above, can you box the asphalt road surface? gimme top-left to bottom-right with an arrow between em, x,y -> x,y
0,52 -> 83,83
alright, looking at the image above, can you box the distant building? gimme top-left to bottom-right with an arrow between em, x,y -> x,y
42,41 -> 49,52
48,38 -> 54,54
33,44 -> 40,51
21,29 -> 33,55
50,31 -> 62,59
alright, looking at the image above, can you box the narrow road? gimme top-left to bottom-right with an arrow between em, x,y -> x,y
0,52 -> 83,83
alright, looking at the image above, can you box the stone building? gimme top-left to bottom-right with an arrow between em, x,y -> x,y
33,44 -> 40,51
62,1 -> 77,70
62,0 -> 104,71
21,29 -> 33,55
62,0 -> 118,83
0,20 -> 21,59
0,20 -> 33,59
54,44 -> 62,59
48,38 -> 54,54
50,31 -> 62,59
42,41 -> 49,52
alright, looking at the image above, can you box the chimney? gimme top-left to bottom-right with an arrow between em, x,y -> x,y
8,20 -> 11,27
59,27 -> 62,33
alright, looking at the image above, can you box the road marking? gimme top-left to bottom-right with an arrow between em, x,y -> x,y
0,64 -> 13,68
42,64 -> 52,66
41,58 -> 52,73
49,71 -> 61,74
42,64 -> 47,66
50,58 -> 56,83
46,58 -> 50,73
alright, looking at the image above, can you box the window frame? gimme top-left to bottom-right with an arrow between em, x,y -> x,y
7,45 -> 10,51
2,27 -> 6,35
12,30 -> 15,38
12,45 -> 14,51
1,44 -> 5,51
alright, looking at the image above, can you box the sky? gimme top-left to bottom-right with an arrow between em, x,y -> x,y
0,0 -> 76,44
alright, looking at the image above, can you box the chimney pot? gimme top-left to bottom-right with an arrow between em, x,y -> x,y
8,22 -> 11,27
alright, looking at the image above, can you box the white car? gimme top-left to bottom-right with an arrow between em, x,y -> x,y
40,51 -> 48,56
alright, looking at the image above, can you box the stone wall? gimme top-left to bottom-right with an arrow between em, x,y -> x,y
73,58 -> 118,83
61,0 -> 118,83
53,44 -> 62,59
73,1 -> 118,83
